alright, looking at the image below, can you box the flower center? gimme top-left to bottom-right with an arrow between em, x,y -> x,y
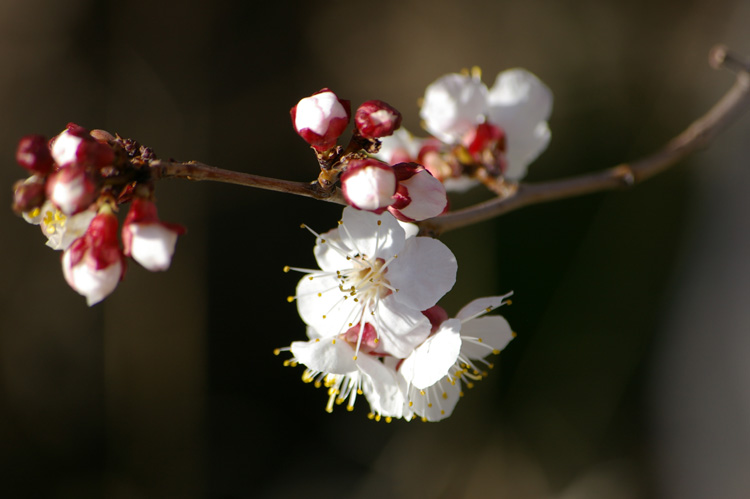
339,256 -> 393,304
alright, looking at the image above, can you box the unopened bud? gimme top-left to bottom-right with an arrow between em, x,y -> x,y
16,135 -> 54,175
122,198 -> 186,272
50,123 -> 115,168
290,89 -> 351,151
354,100 -> 402,139
46,164 -> 98,215
340,159 -> 396,212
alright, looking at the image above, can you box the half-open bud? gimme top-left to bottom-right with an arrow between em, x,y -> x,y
388,163 -> 448,222
122,198 -> 186,271
340,159 -> 396,212
62,210 -> 126,306
354,100 -> 402,139
290,89 -> 351,151
16,135 -> 54,175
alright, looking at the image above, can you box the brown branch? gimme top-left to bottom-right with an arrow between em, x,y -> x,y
420,45 -> 750,236
149,160 -> 347,205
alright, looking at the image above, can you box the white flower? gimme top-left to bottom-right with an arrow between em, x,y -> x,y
24,201 -> 96,251
279,323 -> 406,419
399,293 -> 515,421
288,207 -> 457,358
420,68 -> 553,181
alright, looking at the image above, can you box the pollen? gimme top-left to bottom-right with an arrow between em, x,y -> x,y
273,349 -> 280,355
283,266 -> 290,272
286,296 -> 294,303
346,405 -> 354,412
385,417 -> 392,423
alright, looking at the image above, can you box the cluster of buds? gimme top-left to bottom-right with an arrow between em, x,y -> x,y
291,90 -> 448,222
12,123 -> 185,305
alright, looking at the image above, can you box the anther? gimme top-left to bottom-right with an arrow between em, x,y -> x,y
286,296 -> 295,303
283,266 -> 290,272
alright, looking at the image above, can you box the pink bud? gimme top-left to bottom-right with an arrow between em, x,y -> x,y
354,100 -> 402,139
62,211 -> 126,306
290,89 -> 351,151
16,135 -> 54,175
388,163 -> 448,222
340,159 -> 396,212
46,164 -> 98,215
122,198 -> 186,271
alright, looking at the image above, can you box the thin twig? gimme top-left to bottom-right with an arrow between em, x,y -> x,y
419,45 -> 750,236
149,160 -> 347,205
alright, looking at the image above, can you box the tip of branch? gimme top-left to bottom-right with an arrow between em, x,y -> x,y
709,44 -> 750,73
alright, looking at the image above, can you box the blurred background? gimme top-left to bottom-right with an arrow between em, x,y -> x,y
1,0 -> 750,497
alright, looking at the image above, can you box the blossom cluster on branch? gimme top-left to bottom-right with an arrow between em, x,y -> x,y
9,66 -> 556,420
16,50 -> 742,421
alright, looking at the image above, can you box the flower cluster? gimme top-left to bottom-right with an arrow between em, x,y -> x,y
278,207 -> 515,421
13,123 -> 185,305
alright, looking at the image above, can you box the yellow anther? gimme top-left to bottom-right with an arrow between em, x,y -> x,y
367,413 -> 375,420
492,349 -> 500,354
385,417 -> 392,423
321,239 -> 326,243
459,391 -> 465,397
346,405 -> 354,412
442,392 -> 448,399
331,339 -> 336,344
299,223 -> 306,228
375,414 -> 381,422
286,296 -> 295,303
283,265 -> 290,272
440,410 -> 445,415
506,300 -> 513,305
273,349 -> 281,355
325,407 -> 333,413
317,293 -> 322,297
427,403 -> 432,408
377,220 -> 382,226
409,401 -> 413,407
322,315 -> 327,319
308,276 -> 313,280
420,390 -> 425,396
511,331 -> 518,338
421,417 -> 427,422
352,356 -> 358,361
357,389 -> 363,395
315,338 -> 320,342
477,338 -> 483,343
485,307 -> 492,312
373,338 -> 379,343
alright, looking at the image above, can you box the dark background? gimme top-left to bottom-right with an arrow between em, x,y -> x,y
2,0 -> 750,497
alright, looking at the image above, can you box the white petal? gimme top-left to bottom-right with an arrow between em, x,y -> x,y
45,210 -> 95,251
397,220 -> 419,239
129,224 -> 179,271
504,121 -> 551,180
407,378 -> 462,421
369,296 -> 431,358
295,273 -> 358,337
387,236 -> 457,311
460,316 -> 514,360
358,354 -> 405,418
486,68 -> 552,129
399,319 -> 462,390
455,296 -> 509,321
290,337 -> 357,374
340,207 -> 405,260
420,73 -> 488,143
342,166 -> 396,211
312,227 -> 352,271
